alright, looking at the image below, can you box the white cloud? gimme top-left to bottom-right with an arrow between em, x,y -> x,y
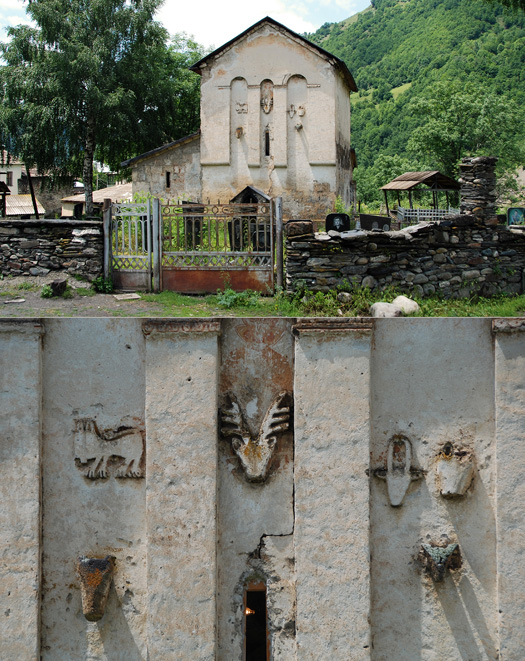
157,0 -> 317,49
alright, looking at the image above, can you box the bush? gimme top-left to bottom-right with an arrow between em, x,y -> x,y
41,284 -> 53,298
216,286 -> 260,309
92,275 -> 114,293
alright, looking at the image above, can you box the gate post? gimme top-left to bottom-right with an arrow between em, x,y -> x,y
103,198 -> 112,280
274,197 -> 284,290
152,198 -> 161,293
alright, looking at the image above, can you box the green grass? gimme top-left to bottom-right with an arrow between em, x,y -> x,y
391,82 -> 412,100
76,287 -> 96,297
17,281 -> 38,291
140,285 -> 525,318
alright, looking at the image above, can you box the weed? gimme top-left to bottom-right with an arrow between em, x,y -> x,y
17,281 -> 37,291
76,287 -> 96,297
41,283 -> 74,299
216,286 -> 261,309
41,285 -> 53,298
92,275 -> 114,293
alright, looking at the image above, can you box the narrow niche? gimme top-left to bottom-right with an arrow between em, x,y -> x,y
244,581 -> 268,661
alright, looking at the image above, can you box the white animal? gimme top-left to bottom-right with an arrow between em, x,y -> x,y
74,418 -> 144,478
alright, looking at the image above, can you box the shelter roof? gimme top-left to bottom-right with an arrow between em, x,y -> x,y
121,133 -> 200,168
190,16 -> 358,93
381,171 -> 460,191
61,182 -> 132,205
230,185 -> 271,203
5,194 -> 45,216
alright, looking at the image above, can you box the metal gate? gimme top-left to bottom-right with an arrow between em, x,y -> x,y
104,199 -> 159,292
105,198 -> 282,294
160,201 -> 275,294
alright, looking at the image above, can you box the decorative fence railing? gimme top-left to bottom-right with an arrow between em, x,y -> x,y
397,207 -> 460,225
104,198 -> 282,293
160,202 -> 273,269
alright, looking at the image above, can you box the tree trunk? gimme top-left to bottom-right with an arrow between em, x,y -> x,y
83,115 -> 96,216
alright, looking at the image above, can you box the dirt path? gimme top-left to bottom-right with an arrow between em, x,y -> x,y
0,274 -> 168,317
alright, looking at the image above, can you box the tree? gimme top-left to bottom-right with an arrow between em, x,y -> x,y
485,0 -> 525,10
407,81 -> 524,178
0,0 -> 202,215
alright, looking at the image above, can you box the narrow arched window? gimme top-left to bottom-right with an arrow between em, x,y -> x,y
264,130 -> 270,157
244,581 -> 268,660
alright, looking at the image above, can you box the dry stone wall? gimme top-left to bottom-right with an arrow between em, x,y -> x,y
0,219 -> 104,280
285,216 -> 525,297
1,317 -> 524,660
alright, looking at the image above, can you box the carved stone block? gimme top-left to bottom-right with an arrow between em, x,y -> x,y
420,543 -> 461,582
372,435 -> 425,506
74,418 -> 145,479
220,392 -> 292,482
77,556 -> 115,622
436,443 -> 475,498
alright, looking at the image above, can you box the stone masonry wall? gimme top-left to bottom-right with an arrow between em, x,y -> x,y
286,155 -> 525,298
0,219 -> 103,280
285,216 -> 525,297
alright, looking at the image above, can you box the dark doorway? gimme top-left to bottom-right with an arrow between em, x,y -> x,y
244,583 -> 268,660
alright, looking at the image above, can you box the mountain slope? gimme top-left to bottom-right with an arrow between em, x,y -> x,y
307,0 -> 525,201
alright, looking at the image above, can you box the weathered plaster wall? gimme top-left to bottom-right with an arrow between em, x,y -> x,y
1,317 -> 524,660
370,319 -> 497,660
40,319 -> 147,660
131,137 -> 201,202
0,219 -> 104,280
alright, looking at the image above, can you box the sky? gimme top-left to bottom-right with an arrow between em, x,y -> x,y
0,0 -> 372,49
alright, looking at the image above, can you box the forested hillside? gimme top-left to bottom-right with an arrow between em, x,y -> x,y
307,0 -> 525,205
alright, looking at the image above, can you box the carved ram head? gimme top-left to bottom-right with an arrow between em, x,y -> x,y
220,392 -> 291,483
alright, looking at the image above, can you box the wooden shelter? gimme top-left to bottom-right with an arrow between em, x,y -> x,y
381,171 -> 460,217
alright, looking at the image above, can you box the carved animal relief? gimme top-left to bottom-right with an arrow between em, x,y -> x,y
220,392 -> 291,482
74,418 -> 145,479
420,542 -> 461,582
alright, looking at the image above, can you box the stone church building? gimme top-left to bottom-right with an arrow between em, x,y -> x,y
123,17 -> 358,218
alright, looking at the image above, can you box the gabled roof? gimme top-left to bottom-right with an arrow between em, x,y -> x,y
61,182 -> 132,205
381,171 -> 460,191
120,133 -> 200,168
190,16 -> 358,93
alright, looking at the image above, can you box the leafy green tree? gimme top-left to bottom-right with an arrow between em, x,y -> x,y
485,0 -> 525,10
407,81 -> 524,177
0,0 -> 202,215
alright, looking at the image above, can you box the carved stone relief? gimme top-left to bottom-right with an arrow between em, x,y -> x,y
372,435 -> 425,506
436,442 -> 475,498
288,104 -> 305,118
77,555 -> 115,621
419,542 -> 461,582
236,102 -> 248,114
260,80 -> 274,114
74,418 -> 145,479
220,392 -> 291,482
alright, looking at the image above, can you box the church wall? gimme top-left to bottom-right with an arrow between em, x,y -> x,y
199,24 -> 341,216
1,317 -> 524,660
131,138 -> 201,202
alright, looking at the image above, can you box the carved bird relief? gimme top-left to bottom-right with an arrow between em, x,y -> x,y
220,392 -> 291,482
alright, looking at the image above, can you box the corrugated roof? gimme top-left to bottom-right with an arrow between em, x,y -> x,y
381,171 -> 460,191
190,16 -> 358,93
61,182 -> 132,204
5,194 -> 46,216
